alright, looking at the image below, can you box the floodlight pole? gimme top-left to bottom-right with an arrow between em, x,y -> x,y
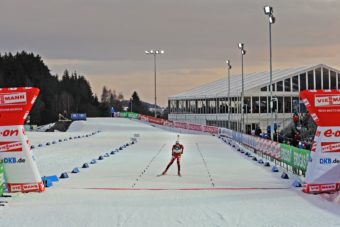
238,43 -> 246,133
226,60 -> 232,129
145,49 -> 164,118
264,5 -> 276,141
269,21 -> 274,141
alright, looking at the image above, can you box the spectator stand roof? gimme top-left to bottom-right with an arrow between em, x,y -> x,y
169,64 -> 340,100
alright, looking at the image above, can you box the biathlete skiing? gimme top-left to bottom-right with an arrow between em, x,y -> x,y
161,136 -> 184,177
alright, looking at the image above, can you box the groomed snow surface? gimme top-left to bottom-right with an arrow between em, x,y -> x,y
1,118 -> 340,227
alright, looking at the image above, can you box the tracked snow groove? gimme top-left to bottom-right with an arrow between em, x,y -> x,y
132,144 -> 166,188
196,143 -> 215,188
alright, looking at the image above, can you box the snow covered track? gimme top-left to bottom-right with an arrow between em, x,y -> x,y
1,118 -> 340,226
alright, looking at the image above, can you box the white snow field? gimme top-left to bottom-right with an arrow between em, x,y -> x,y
1,118 -> 340,227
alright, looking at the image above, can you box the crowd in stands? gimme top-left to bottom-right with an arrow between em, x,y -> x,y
250,112 -> 314,150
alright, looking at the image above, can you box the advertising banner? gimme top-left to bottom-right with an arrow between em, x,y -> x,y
70,113 -> 86,121
119,112 -> 128,118
0,87 -> 44,193
187,123 -> 202,132
174,122 -> 187,129
300,90 -> 340,193
127,112 -> 139,119
202,125 -> 218,135
219,127 -> 232,138
280,144 -> 310,171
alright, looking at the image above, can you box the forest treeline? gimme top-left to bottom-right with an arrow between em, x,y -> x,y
0,51 -> 154,125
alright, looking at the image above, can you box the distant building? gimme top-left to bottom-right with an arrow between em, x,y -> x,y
168,64 -> 340,133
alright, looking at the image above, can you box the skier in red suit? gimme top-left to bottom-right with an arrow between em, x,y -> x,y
162,141 -> 184,176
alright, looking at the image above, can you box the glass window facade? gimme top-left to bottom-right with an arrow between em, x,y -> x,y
168,67 -> 339,117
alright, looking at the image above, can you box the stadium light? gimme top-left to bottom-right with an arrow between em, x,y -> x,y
263,5 -> 276,140
264,6 -> 273,15
145,49 -> 165,117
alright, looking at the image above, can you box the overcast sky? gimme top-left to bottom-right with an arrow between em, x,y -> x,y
1,0 -> 339,106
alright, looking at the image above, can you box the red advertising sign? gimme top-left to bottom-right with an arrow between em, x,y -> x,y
0,87 -> 44,193
300,90 -> 340,193
300,90 -> 340,126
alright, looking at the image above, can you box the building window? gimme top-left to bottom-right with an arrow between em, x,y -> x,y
292,97 -> 300,113
338,73 -> 340,89
170,100 -> 176,113
190,100 -> 196,113
252,96 -> 259,113
307,70 -> 314,90
244,97 -> 251,113
300,73 -> 306,91
208,99 -> 216,113
277,97 -> 283,113
330,71 -> 337,89
272,84 -> 276,92
323,68 -> 329,89
284,78 -> 291,92
292,75 -> 299,92
260,96 -> 267,113
230,97 -> 236,113
284,97 -> 291,113
261,86 -> 267,91
178,100 -> 183,113
315,68 -> 322,89
221,98 -> 227,113
277,81 -> 283,92
197,100 -> 203,114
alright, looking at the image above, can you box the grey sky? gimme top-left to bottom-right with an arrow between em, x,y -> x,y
1,0 -> 339,106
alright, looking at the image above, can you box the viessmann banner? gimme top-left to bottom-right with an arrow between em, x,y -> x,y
300,90 -> 340,193
0,87 -> 44,193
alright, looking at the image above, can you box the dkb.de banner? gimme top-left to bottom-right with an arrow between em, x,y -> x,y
280,144 -> 310,172
300,90 -> 340,193
0,87 -> 44,193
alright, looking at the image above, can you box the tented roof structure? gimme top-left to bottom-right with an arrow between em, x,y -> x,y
169,64 -> 340,100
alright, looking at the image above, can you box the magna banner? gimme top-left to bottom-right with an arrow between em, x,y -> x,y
300,90 -> 340,193
0,87 -> 44,193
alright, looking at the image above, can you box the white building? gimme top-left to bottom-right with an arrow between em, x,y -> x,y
168,64 -> 340,133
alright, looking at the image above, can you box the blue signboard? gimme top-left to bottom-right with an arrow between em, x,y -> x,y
71,113 -> 87,121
